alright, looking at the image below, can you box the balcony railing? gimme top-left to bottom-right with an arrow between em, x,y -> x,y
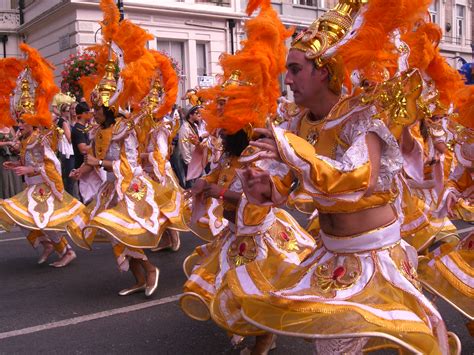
441,35 -> 474,47
195,0 -> 231,6
0,10 -> 19,31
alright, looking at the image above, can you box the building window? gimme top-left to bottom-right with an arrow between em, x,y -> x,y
157,40 -> 186,103
196,42 -> 208,76
293,0 -> 324,7
455,4 -> 465,43
195,0 -> 231,6
429,1 -> 438,24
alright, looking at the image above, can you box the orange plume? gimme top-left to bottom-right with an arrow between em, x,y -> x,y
246,0 -> 271,16
454,85 -> 474,130
0,58 -> 24,127
80,0 -> 153,108
426,53 -> 465,106
150,50 -> 179,119
337,0 -> 432,84
199,0 -> 292,134
402,22 -> 441,71
99,0 -> 120,43
19,43 -> 59,128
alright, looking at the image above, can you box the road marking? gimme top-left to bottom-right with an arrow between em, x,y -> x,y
0,237 -> 24,243
0,293 -> 182,340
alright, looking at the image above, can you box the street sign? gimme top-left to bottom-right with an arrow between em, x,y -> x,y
198,76 -> 214,88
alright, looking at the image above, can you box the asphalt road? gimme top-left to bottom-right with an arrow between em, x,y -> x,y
0,218 -> 472,354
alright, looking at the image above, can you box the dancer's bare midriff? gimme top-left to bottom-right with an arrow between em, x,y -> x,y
319,204 -> 396,237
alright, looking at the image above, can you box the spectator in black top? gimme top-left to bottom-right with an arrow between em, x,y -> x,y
56,103 -> 75,195
71,102 -> 92,170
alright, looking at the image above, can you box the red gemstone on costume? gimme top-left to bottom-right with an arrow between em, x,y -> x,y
132,183 -> 139,192
39,188 -> 44,195
239,243 -> 246,255
333,266 -> 346,280
281,232 -> 289,241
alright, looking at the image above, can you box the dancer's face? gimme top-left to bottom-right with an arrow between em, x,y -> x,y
17,119 -> 33,138
284,49 -> 330,107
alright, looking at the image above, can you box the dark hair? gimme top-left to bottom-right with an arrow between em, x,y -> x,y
59,103 -> 70,113
101,106 -> 116,128
75,102 -> 90,115
222,129 -> 249,157
186,105 -> 202,120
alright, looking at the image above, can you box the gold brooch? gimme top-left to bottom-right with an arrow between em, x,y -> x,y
311,256 -> 361,297
276,230 -> 299,252
32,186 -> 51,203
126,181 -> 147,201
228,237 -> 257,267
306,129 -> 319,145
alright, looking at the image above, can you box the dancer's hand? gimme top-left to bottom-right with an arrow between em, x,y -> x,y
69,169 -> 82,180
191,179 -> 206,196
250,128 -> 280,161
84,154 -> 99,166
202,183 -> 222,199
12,165 -> 34,176
239,167 -> 272,203
446,192 -> 458,218
3,161 -> 20,169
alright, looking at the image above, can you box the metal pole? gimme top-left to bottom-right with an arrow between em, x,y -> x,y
19,0 -> 25,25
228,19 -> 235,55
117,0 -> 124,21
1,35 -> 7,58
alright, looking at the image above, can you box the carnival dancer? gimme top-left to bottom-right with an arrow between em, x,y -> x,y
67,0 -> 174,297
0,44 -> 83,267
392,22 -> 467,253
179,1 -> 315,352
134,49 -> 189,251
221,1 -> 460,353
417,85 -> 474,329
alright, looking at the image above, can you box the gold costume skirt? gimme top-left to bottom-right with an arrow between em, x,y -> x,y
402,186 -> 458,253
229,221 -> 454,354
180,209 -> 315,336
68,175 -> 187,251
418,233 -> 473,321
0,183 -> 84,232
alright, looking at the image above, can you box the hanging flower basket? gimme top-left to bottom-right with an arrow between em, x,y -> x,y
60,51 -> 97,99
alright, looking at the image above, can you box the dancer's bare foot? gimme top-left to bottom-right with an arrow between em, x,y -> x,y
38,241 -> 54,264
50,250 -> 76,268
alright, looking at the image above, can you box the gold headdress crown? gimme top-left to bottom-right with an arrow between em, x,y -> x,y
292,0 -> 368,67
96,59 -> 118,108
220,70 -> 253,89
144,77 -> 163,114
16,73 -> 35,116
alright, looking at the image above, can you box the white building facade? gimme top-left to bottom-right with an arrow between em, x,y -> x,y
0,0 -> 472,103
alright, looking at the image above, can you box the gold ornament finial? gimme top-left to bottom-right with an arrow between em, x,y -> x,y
17,78 -> 35,115
221,70 -> 253,89
97,59 -> 117,108
292,0 -> 367,67
145,77 -> 163,113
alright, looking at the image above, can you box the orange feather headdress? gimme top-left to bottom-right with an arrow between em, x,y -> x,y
0,43 -> 58,128
79,0 -> 153,111
453,86 -> 474,130
198,0 -> 292,135
289,0 -> 433,93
